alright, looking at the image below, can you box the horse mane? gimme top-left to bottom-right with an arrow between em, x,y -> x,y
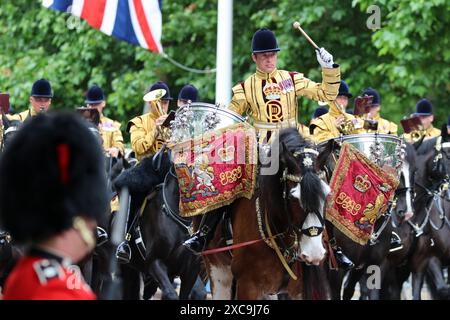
278,128 -> 309,155
404,143 -> 417,168
113,152 -> 171,194
260,128 -> 325,215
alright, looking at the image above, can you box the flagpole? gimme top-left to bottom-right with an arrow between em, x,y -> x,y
215,0 -> 233,105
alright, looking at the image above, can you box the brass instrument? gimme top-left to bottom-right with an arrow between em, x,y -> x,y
335,102 -> 360,135
143,88 -> 171,141
143,88 -> 167,118
410,128 -> 426,142
400,116 -> 425,142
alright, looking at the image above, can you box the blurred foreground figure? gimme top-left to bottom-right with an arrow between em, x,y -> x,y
0,111 -> 108,300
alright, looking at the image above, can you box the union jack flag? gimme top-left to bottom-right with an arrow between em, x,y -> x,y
43,0 -> 163,53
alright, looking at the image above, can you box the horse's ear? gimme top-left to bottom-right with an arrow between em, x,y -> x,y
441,123 -> 450,142
2,113 -> 10,128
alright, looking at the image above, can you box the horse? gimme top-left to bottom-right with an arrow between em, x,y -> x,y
342,143 -> 418,300
203,128 -> 330,300
84,155 -> 143,299
111,151 -> 206,300
316,137 -> 411,300
400,133 -> 450,299
411,129 -> 450,299
1,115 -> 21,150
380,133 -> 450,300
0,232 -> 22,293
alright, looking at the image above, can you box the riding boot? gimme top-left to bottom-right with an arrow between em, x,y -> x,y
326,222 -> 355,270
389,231 -> 403,252
115,195 -> 141,264
183,211 -> 222,254
96,226 -> 109,247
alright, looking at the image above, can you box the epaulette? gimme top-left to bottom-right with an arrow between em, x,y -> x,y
127,116 -> 142,132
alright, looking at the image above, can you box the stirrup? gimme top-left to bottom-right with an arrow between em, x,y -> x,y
116,241 -> 131,264
96,226 -> 109,247
183,232 -> 206,254
389,231 -> 403,252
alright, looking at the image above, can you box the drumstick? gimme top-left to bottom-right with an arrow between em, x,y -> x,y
293,21 -> 320,51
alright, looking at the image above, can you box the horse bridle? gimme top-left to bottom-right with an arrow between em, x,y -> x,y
409,137 -> 450,234
280,147 -> 325,238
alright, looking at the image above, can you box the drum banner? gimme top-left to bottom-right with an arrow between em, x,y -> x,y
171,122 -> 257,217
325,142 -> 399,245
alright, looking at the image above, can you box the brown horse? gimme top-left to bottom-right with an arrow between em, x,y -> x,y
203,128 -> 330,300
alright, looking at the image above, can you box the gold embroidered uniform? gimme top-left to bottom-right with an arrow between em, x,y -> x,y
228,67 -> 341,141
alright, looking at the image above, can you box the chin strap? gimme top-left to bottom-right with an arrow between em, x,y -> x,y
73,216 -> 96,251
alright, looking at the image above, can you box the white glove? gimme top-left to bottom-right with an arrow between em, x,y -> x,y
316,47 -> 334,68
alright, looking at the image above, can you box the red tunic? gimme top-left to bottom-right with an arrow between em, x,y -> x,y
2,249 -> 95,300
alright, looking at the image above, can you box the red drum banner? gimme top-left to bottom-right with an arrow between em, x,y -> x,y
172,123 -> 257,217
326,142 -> 399,245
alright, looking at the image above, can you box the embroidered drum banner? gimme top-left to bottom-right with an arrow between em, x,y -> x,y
326,142 -> 399,245
171,123 -> 257,217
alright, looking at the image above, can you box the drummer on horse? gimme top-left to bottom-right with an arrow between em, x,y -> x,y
183,28 -> 354,268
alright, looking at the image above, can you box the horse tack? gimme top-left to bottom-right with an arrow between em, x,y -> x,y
255,145 -> 325,278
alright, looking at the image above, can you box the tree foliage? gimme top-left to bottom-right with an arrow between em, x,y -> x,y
1,0 -> 449,141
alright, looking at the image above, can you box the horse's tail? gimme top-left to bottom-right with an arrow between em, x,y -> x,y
300,170 -> 326,214
303,264 -> 330,300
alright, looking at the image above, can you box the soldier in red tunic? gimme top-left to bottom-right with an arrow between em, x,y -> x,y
0,111 -> 108,300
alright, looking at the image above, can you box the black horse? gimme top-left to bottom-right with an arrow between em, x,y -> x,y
410,130 -> 450,299
0,232 -> 22,292
343,143 -> 418,300
380,132 -> 450,300
317,138 -> 410,300
1,115 -> 21,150
111,151 -> 206,300
402,133 -> 450,299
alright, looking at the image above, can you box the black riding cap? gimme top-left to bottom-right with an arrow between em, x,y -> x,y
0,111 -> 109,244
178,84 -> 198,102
413,99 -> 433,116
85,85 -> 105,104
252,28 -> 280,53
361,87 -> 381,106
148,81 -> 173,100
31,79 -> 53,98
338,80 -> 353,98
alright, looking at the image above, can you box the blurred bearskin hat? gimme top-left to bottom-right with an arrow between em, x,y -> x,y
0,111 -> 108,244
